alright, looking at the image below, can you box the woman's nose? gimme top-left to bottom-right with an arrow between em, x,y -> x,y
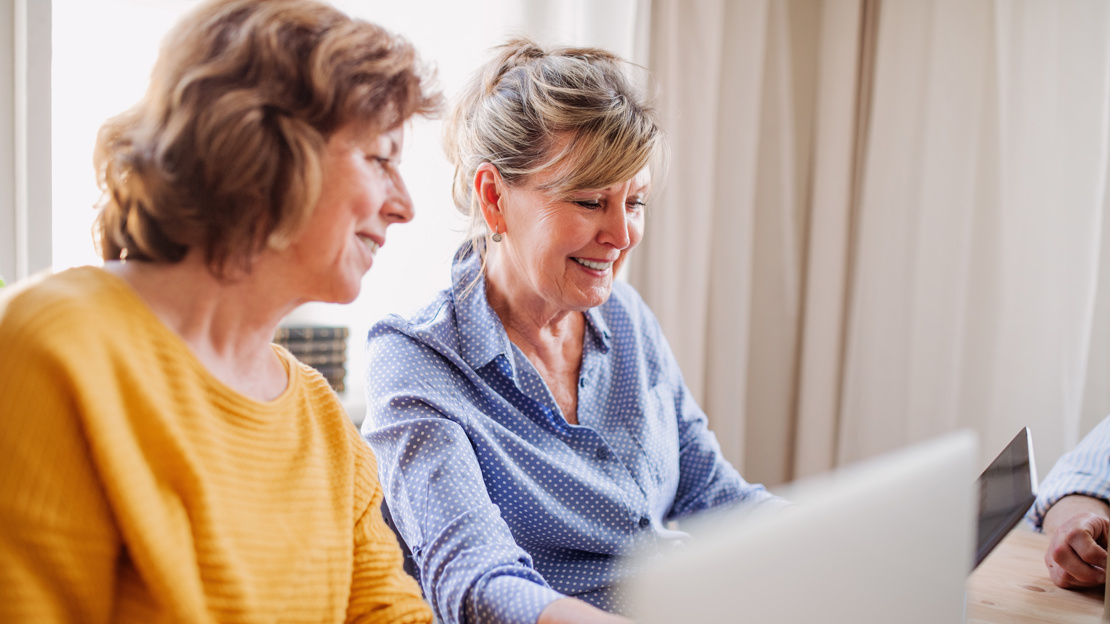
600,206 -> 631,249
383,167 -> 414,224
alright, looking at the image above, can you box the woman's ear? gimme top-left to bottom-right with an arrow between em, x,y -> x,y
474,163 -> 506,235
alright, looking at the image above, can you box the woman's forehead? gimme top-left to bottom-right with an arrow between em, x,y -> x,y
529,130 -> 653,189
629,167 -> 652,189
528,149 -> 652,191
332,122 -> 405,154
577,166 -> 653,194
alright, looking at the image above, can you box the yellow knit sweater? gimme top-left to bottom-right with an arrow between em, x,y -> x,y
0,267 -> 432,623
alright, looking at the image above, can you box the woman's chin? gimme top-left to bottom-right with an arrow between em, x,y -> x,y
568,285 -> 613,311
338,281 -> 364,304
311,279 -> 363,306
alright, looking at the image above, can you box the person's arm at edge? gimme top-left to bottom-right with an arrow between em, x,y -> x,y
1027,416 -> 1110,587
1041,494 -> 1110,589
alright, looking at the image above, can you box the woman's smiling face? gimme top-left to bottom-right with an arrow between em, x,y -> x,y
282,124 -> 413,305
490,163 -> 651,316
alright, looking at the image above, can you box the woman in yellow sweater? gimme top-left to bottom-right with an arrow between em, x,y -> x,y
0,1 -> 439,621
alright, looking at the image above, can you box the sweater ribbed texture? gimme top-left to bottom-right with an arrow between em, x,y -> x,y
0,267 -> 431,623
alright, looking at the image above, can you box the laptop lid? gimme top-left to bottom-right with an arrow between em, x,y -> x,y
627,431 -> 977,624
974,427 -> 1037,568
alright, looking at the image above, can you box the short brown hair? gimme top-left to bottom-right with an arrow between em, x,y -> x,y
444,38 -> 666,253
94,0 -> 440,276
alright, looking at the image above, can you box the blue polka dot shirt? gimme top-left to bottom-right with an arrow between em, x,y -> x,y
362,245 -> 779,624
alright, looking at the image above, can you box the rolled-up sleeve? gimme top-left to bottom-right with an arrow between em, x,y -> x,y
363,329 -> 563,624
1027,416 -> 1110,530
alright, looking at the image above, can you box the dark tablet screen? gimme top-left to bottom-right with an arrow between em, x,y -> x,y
974,427 -> 1037,568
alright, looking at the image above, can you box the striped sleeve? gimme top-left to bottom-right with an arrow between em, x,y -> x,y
1027,416 -> 1110,530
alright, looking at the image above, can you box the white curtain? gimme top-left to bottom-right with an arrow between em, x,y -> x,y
630,0 -> 775,479
841,0 -> 1110,473
633,0 -> 1110,486
509,0 -> 645,64
630,0 -> 827,485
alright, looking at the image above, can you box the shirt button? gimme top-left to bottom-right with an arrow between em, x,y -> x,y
639,516 -> 651,529
596,446 -> 610,460
579,377 -> 587,388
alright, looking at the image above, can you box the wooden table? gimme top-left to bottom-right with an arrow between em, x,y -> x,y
966,528 -> 1104,623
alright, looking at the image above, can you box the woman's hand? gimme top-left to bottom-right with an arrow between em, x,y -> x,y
1042,494 -> 1110,588
537,598 -> 634,624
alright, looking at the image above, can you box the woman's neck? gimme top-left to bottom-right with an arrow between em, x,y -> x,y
104,252 -> 297,401
483,250 -> 581,354
483,254 -> 585,424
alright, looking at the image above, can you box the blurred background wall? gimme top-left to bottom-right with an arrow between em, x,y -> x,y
5,0 -> 1109,487
632,0 -> 1110,486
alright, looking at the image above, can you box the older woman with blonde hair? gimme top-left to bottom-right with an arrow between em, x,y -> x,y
363,39 -> 783,624
0,0 -> 439,621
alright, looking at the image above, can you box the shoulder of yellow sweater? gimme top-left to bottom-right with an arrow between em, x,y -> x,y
281,353 -> 370,465
0,267 -> 127,344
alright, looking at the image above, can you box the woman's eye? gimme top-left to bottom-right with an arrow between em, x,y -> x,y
369,156 -> 393,170
575,200 -> 602,209
628,200 -> 647,211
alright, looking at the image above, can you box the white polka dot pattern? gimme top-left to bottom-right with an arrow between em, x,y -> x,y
362,246 -> 779,624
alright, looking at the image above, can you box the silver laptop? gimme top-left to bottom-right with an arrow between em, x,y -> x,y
628,431 -> 978,624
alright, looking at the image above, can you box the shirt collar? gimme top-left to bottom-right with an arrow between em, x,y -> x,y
451,243 -> 515,371
450,242 -> 615,368
583,300 -> 613,354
